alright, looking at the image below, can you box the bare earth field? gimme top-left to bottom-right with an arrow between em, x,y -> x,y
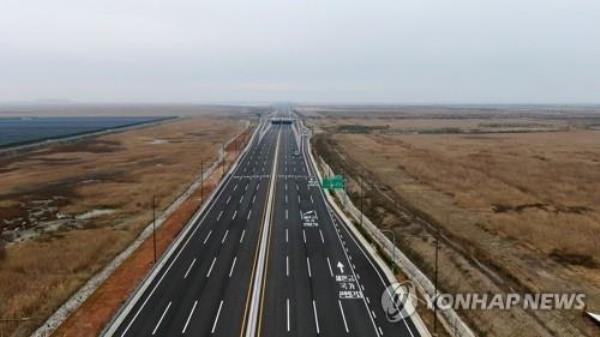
305,106 -> 600,337
0,115 -> 247,337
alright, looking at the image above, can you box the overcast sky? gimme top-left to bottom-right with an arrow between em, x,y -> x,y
1,0 -> 599,104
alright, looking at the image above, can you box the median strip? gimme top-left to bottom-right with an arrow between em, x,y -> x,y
243,126 -> 282,337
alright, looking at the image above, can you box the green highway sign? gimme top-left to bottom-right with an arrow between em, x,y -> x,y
322,175 -> 346,189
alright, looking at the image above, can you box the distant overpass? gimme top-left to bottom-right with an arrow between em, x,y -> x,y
270,117 -> 293,125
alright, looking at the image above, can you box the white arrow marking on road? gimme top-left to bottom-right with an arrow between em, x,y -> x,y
337,261 -> 345,274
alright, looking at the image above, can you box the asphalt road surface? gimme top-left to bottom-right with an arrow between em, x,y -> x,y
106,109 -> 422,337
259,120 -> 420,337
110,118 -> 281,337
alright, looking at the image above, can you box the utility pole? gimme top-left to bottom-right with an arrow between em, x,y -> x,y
359,178 -> 364,227
401,230 -> 440,334
343,184 -> 348,208
152,196 -> 157,264
222,143 -> 226,178
434,217 -> 441,334
200,160 -> 204,201
381,229 -> 397,276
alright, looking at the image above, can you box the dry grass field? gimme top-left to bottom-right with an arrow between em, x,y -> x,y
306,106 -> 600,337
0,116 -> 246,337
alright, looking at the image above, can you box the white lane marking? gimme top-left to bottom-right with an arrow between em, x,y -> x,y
229,257 -> 238,277
256,182 -> 260,190
310,175 -> 385,337
286,298 -> 291,332
285,195 -> 288,204
245,184 -> 249,191
319,229 -> 325,244
181,300 -> 198,334
378,326 -> 384,335
244,128 -> 281,335
312,300 -> 320,335
286,256 -> 289,277
326,257 -> 334,277
221,230 -> 229,244
310,195 -> 314,204
371,310 -> 377,319
116,156 -> 238,336
302,229 -> 307,244
252,195 -> 256,204
211,300 -> 224,334
366,296 -> 371,304
240,229 -> 246,243
226,196 -> 231,204
239,195 -> 244,204
338,300 -> 350,333
233,184 -> 238,191
216,210 -> 223,221
306,257 -> 312,278
232,210 -> 237,220
285,209 -> 288,220
285,183 -> 288,190
206,257 -> 217,278
297,195 -> 301,204
247,210 -> 252,220
203,230 -> 213,245
285,228 -> 289,243
151,301 -> 171,335
184,258 -> 196,279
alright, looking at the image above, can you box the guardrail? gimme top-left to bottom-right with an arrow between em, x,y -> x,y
98,120 -> 260,337
298,116 -> 475,337
317,156 -> 476,337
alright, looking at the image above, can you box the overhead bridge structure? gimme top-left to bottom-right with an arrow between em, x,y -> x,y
271,118 -> 293,125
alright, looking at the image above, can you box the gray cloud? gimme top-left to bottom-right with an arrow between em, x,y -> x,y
1,0 -> 599,103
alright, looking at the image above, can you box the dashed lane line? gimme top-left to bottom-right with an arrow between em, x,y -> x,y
151,301 -> 171,335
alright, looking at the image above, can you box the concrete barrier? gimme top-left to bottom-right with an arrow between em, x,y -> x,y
30,121 -> 255,337
305,125 -> 475,337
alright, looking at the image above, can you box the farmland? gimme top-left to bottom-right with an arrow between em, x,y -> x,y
0,113 -> 247,337
305,105 -> 600,337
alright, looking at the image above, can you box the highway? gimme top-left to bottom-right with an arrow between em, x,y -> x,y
104,108 -> 422,337
259,115 -> 420,337
108,116 -> 282,337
